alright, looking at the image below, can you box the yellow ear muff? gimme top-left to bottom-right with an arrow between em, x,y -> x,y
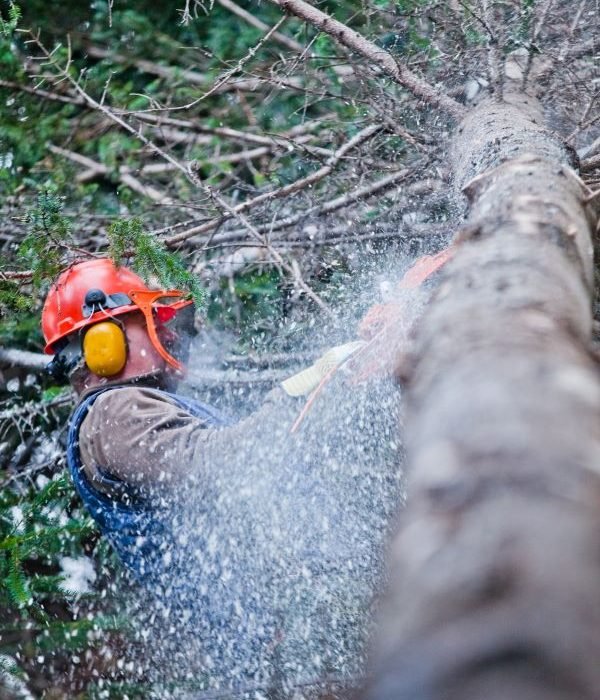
83,321 -> 127,377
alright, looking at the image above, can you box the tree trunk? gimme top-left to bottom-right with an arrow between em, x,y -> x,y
367,91 -> 600,699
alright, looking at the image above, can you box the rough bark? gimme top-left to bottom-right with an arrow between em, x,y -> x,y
367,91 -> 600,700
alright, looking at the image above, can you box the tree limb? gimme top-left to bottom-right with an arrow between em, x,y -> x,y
47,144 -> 173,204
216,0 -> 305,53
0,348 -> 48,371
164,123 -> 383,245
267,0 -> 465,118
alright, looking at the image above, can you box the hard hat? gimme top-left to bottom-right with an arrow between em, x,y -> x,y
42,258 -> 194,376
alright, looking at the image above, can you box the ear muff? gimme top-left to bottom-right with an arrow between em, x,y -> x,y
82,321 -> 127,377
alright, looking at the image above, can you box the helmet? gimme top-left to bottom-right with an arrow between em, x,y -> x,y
42,258 -> 194,376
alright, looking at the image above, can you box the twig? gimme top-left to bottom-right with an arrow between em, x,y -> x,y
165,124 -> 383,245
0,79 -> 85,106
0,270 -> 34,281
216,0 -> 305,53
154,18 -> 294,114
84,45 -> 217,88
187,165 -> 334,316
168,168 -> 410,246
83,43 -> 305,98
521,0 -> 554,88
557,0 -> 587,62
567,100 -> 600,145
479,0 -> 503,98
267,0 -> 465,118
47,144 -> 173,204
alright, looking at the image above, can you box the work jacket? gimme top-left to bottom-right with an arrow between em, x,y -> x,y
68,384 -> 301,578
67,385 -> 233,582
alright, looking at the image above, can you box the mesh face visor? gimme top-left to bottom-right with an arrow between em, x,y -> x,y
46,336 -> 84,382
128,291 -> 195,375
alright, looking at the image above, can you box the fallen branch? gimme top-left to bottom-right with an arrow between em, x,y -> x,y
84,44 -> 254,91
581,154 -> 600,174
0,270 -> 34,281
165,168 -> 410,246
0,348 -> 48,371
165,124 -> 384,245
47,144 -> 173,204
216,0 -> 304,53
0,79 -> 85,106
267,0 -> 465,118
208,221 -> 448,250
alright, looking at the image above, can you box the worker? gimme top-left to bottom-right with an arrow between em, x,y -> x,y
41,250 -> 452,688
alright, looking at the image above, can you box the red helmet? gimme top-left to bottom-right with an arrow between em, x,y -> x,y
42,258 -> 193,373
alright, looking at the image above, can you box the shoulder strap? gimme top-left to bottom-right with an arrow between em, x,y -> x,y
161,389 -> 233,427
68,387 -> 143,504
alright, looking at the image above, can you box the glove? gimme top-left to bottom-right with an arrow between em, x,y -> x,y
281,341 -> 366,397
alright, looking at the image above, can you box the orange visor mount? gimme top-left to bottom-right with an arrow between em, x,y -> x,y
128,289 -> 193,375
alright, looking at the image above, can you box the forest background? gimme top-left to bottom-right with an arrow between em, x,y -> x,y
0,0 -> 598,698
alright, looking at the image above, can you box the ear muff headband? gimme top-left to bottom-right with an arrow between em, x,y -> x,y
83,321 -> 128,377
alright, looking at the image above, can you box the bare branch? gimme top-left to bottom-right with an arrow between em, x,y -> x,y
581,154 -> 600,174
187,164 -> 334,315
47,144 -> 174,204
267,0 -> 465,118
0,270 -> 34,281
170,168 -> 411,246
0,79 -> 85,106
522,0 -> 555,88
557,0 -> 587,62
165,124 -> 383,245
216,0 -> 304,53
0,348 -> 48,371
479,0 -> 503,97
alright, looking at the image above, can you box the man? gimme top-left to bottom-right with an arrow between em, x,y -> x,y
41,252 -> 449,690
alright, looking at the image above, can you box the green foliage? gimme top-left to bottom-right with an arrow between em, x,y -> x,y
0,377 -> 125,696
0,312 -> 44,350
0,188 -> 75,317
0,466 -> 117,690
18,189 -> 72,289
107,218 -> 205,306
0,280 -> 34,316
207,268 -> 283,346
0,1 -> 21,37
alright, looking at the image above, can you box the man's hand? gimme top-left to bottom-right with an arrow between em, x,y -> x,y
351,248 -> 455,381
349,301 -> 412,383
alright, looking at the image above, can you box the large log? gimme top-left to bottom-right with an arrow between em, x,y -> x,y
368,92 -> 600,699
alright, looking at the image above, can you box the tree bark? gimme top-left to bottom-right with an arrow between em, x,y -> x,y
367,91 -> 600,700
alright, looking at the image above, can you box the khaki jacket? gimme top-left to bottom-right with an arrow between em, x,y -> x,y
78,385 -> 299,496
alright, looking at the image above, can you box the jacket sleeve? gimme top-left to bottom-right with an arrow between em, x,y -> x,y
79,386 -> 300,491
